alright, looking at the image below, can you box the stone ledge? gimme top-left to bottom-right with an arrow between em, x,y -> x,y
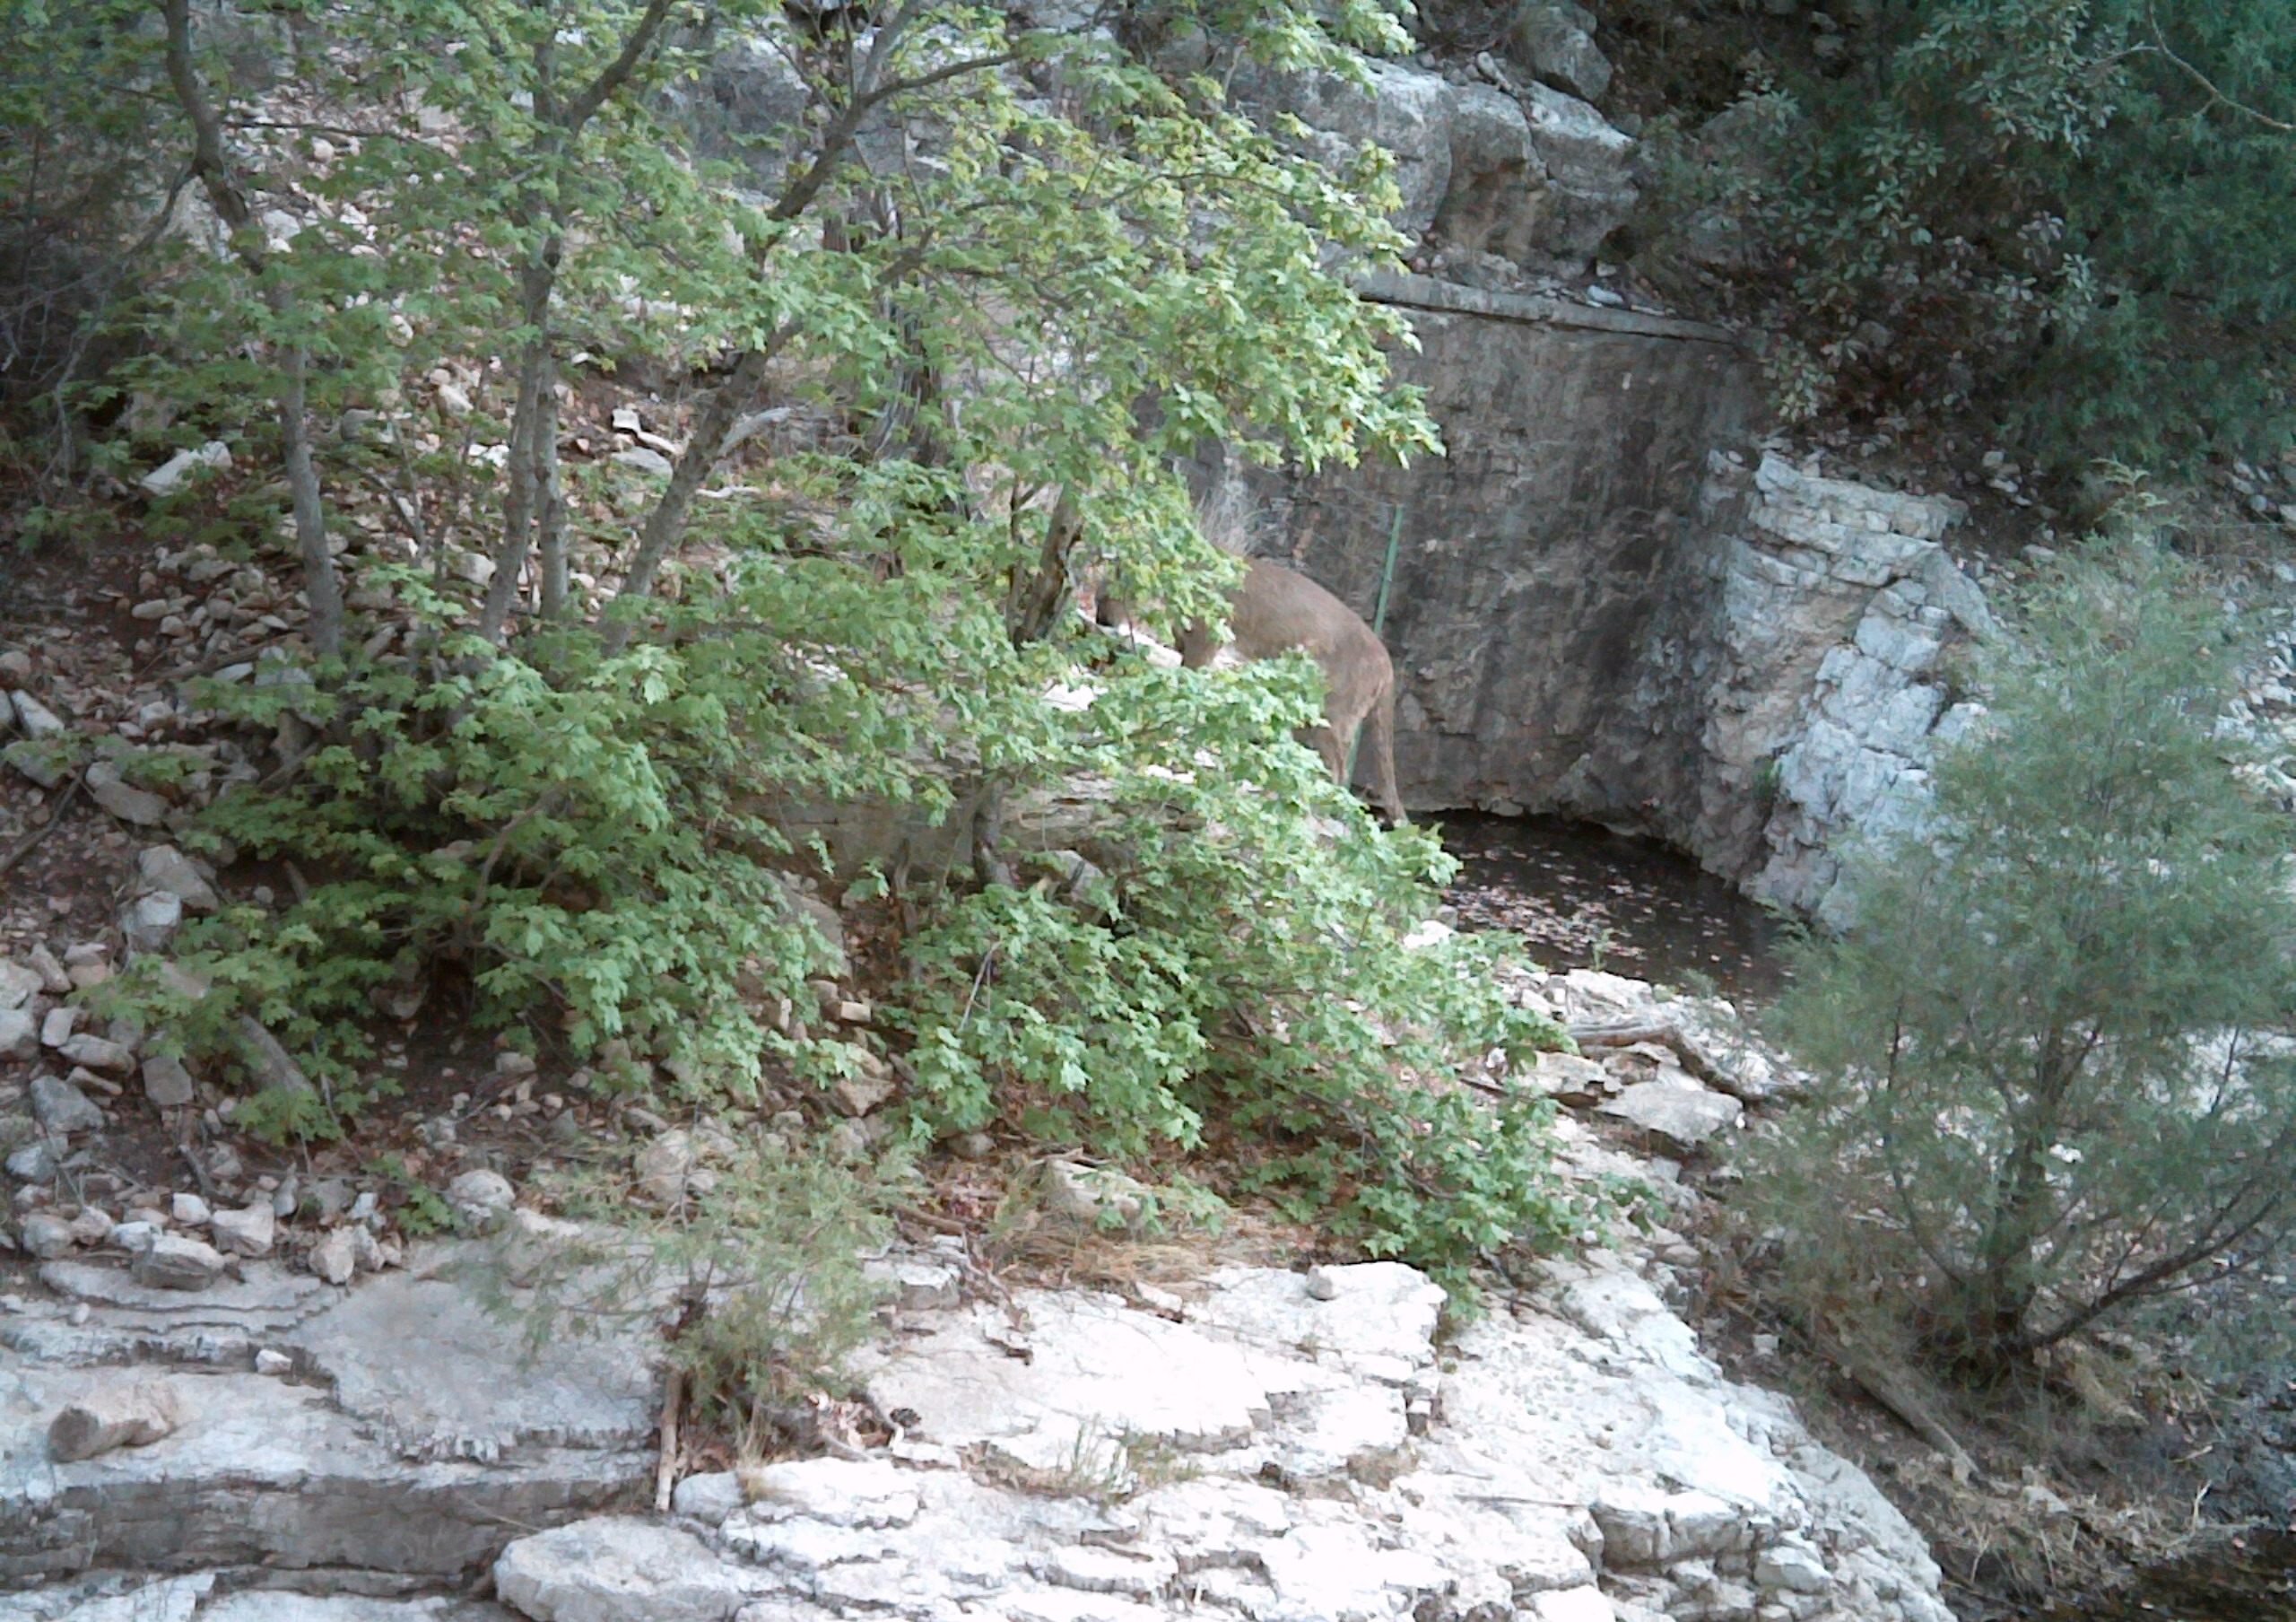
1355,271 -> 1741,347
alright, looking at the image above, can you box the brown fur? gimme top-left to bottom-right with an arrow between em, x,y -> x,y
1178,561 -> 1406,824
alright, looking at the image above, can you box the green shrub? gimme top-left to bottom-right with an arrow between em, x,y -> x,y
894,654 -> 1597,1282
1750,537 -> 2296,1379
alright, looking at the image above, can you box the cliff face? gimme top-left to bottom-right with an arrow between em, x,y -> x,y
1216,278 -> 1986,914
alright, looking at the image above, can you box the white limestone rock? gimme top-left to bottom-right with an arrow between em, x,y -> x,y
494,1517 -> 775,1622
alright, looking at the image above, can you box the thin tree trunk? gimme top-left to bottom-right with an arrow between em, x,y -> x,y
159,0 -> 342,660
1004,488 -> 1083,647
598,345 -> 773,653
278,343 -> 344,658
537,382 -> 569,617
480,269 -> 555,642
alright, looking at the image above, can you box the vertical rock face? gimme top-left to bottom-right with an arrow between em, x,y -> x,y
1231,282 -> 1987,915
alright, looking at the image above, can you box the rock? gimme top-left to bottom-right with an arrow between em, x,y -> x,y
133,1232 -> 228,1290
1039,1160 -> 1149,1232
48,1376 -> 187,1461
7,1135 -> 62,1181
144,1052 -> 196,1107
67,1206 -> 115,1245
671,1469 -> 747,1524
1509,2 -> 1613,101
612,445 -> 675,477
828,1049 -> 895,1118
744,1457 -> 920,1528
19,1211 -> 74,1259
135,843 -> 220,911
239,1016 -> 317,1094
0,1007 -> 35,1060
84,759 -> 170,825
31,1074 -> 107,1133
493,1516 -> 772,1622
634,1129 -> 697,1205
1518,82 -> 1639,263
255,1347 -> 294,1375
0,955 -> 41,1009
27,942 -> 72,992
123,890 -> 185,952
1756,1536 -> 1831,1592
212,1200 -> 278,1258
1236,57 -> 1458,240
1432,84 -> 1544,267
1530,1589 -> 1616,1622
447,1167 -> 517,1226
171,1191 -> 212,1225
42,1005 -> 78,1046
11,688 -> 65,737
310,1225 -> 360,1285
108,1218 -> 160,1252
1529,1050 -> 1611,1100
1597,1077 -> 1744,1151
137,440 -> 231,497
58,1033 -> 135,1075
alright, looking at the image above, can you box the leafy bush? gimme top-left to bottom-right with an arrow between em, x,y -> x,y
894,654 -> 1594,1280
1749,538 -> 2296,1379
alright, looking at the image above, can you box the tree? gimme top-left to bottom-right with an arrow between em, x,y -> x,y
1755,539 -> 2296,1378
1653,0 -> 2296,469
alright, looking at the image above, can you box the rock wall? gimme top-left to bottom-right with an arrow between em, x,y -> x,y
1223,282 -> 1989,915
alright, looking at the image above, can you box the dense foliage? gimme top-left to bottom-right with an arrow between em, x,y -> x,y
1752,540 -> 2296,1377
7,0 -> 1592,1275
1646,0 -> 2296,470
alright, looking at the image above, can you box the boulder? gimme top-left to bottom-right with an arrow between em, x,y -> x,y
123,890 -> 185,953
48,1376 -> 187,1461
1509,2 -> 1613,102
58,1033 -> 135,1075
0,955 -> 41,1010
1432,84 -> 1545,267
1235,57 -> 1457,240
1518,82 -> 1638,264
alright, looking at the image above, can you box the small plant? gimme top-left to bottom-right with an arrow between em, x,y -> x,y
502,1133 -> 909,1461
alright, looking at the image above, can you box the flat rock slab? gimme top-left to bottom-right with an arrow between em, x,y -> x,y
494,1518 -> 776,1622
196,1594 -> 517,1620
864,1293 -> 1275,1469
0,1364 -> 648,1583
1597,1080 -> 1743,1151
285,1257 -> 660,1461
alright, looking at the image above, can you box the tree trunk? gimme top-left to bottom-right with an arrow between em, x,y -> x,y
598,346 -> 772,653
